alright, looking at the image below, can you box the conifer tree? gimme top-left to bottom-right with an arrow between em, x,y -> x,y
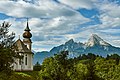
0,21 -> 16,74
0,21 -> 15,47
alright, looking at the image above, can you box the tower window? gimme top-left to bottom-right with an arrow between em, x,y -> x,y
19,59 -> 21,65
25,57 -> 27,65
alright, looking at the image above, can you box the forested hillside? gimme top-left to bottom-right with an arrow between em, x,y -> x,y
1,51 -> 120,80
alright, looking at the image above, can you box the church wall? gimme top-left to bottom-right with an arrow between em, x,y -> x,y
13,58 -> 23,71
13,53 -> 33,71
27,54 -> 33,70
23,53 -> 33,71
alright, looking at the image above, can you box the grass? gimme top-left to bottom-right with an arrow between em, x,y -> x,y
0,71 -> 41,80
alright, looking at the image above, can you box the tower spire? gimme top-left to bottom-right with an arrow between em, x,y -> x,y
19,35 -> 20,39
24,19 -> 30,31
23,19 -> 32,50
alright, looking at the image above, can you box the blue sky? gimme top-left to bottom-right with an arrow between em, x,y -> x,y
0,0 -> 120,52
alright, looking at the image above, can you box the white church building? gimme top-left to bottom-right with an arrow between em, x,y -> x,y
12,20 -> 34,71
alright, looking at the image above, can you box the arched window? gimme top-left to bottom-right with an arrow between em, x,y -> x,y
25,55 -> 27,65
19,59 -> 21,65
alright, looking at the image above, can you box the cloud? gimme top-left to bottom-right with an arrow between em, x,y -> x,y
0,0 -> 120,52
0,0 -> 90,19
99,29 -> 120,34
93,1 -> 120,29
97,1 -> 120,18
1,16 -> 89,52
58,0 -> 97,9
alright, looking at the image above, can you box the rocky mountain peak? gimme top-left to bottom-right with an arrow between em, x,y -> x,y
65,39 -> 74,45
86,34 -> 110,47
34,34 -> 120,64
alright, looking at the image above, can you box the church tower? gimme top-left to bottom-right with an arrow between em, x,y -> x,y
23,20 -> 32,50
13,19 -> 33,71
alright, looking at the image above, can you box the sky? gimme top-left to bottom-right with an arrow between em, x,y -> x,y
0,0 -> 120,52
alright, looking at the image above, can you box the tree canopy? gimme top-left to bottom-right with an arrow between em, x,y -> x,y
38,51 -> 120,80
0,21 -> 15,47
0,21 -> 16,75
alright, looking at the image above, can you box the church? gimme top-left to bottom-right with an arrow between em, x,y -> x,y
12,20 -> 34,71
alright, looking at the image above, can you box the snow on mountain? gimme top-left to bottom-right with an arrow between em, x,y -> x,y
85,34 -> 111,47
34,34 -> 120,64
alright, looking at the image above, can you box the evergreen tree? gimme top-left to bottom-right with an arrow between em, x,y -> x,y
33,62 -> 41,71
0,21 -> 15,47
0,21 -> 17,74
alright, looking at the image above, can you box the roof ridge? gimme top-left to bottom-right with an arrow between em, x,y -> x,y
13,39 -> 32,53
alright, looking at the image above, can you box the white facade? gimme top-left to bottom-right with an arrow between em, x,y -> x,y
12,39 -> 34,71
13,53 -> 33,71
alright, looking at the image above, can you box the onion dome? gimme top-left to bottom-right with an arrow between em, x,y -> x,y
23,31 -> 32,38
23,20 -> 32,38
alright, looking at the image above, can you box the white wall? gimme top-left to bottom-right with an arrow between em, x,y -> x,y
13,53 -> 33,71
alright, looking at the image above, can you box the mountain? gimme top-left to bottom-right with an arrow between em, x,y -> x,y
84,34 -> 120,56
85,34 -> 111,47
33,51 -> 54,64
34,34 -> 120,64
